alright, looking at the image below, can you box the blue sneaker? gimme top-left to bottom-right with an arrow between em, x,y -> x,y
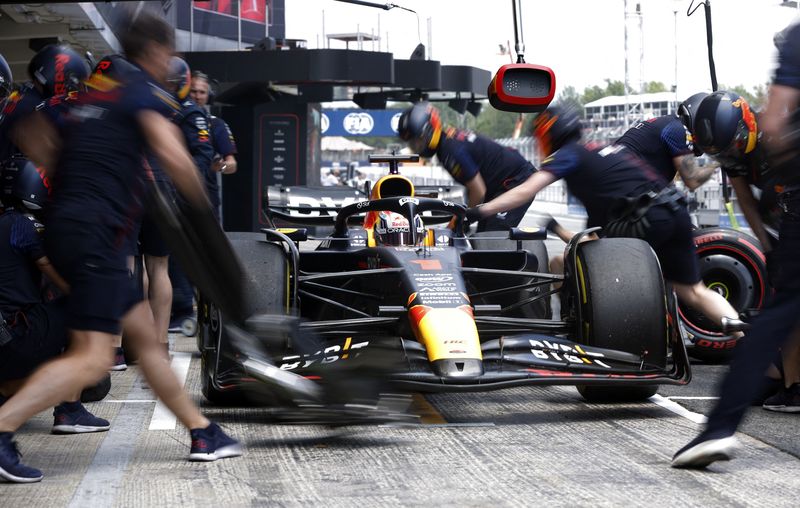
0,432 -> 43,483
52,402 -> 110,434
188,423 -> 242,462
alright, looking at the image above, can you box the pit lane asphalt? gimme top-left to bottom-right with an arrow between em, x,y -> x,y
4,208 -> 798,506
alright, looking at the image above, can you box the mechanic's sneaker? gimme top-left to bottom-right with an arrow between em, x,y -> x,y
763,383 -> 800,413
0,432 -> 42,483
110,347 -> 127,371
52,401 -> 111,434
672,431 -> 739,469
168,313 -> 192,333
188,423 -> 242,462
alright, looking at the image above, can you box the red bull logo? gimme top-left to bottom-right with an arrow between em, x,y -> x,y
53,54 -> 70,95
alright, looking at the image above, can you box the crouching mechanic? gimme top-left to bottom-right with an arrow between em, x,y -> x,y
398,102 -> 536,231
0,13 -> 240,484
615,92 -> 719,189
467,105 -> 746,334
0,160 -> 109,447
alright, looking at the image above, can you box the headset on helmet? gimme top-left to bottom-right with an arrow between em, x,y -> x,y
1,157 -> 50,211
397,102 -> 443,157
373,211 -> 424,246
0,53 -> 12,100
693,91 -> 758,160
678,92 -> 709,156
92,54 -> 138,82
167,57 -> 191,101
27,45 -> 90,98
532,105 -> 582,159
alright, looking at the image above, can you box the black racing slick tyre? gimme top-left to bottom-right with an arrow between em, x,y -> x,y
679,227 -> 768,363
469,231 -> 551,319
574,238 -> 667,402
200,233 -> 289,405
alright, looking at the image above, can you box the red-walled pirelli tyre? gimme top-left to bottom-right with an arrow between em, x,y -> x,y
679,227 -> 769,363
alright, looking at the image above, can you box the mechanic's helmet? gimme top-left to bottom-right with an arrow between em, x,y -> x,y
1,157 -> 49,211
678,92 -> 709,156
532,105 -> 582,159
92,54 -> 137,82
397,102 -> 443,157
693,91 -> 758,161
27,44 -> 90,98
374,211 -> 425,246
0,53 -> 12,100
166,57 -> 191,100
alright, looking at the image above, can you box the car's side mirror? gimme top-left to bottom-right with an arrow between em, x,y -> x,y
488,64 -> 555,113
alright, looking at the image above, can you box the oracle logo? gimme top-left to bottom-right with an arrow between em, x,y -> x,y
343,112 -> 374,135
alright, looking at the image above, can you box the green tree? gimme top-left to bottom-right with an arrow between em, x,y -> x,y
643,81 -> 668,93
555,85 -> 584,113
719,83 -> 769,109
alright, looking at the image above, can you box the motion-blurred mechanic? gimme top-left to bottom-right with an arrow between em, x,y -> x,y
615,92 -> 719,189
673,24 -> 800,465
166,59 -> 215,332
0,13 -> 240,484
398,102 -> 536,231
467,105 -> 745,337
0,159 -> 110,443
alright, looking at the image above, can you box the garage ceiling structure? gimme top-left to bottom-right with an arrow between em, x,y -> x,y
184,48 -> 492,108
0,2 -> 124,79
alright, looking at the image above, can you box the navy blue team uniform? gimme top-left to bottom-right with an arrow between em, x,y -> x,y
178,100 -> 214,207
615,116 -> 693,182
436,128 -> 535,231
541,141 -> 699,285
0,209 -> 67,381
206,115 -> 236,218
41,67 -> 180,334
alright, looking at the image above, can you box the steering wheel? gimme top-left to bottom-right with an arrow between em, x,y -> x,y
333,196 -> 467,244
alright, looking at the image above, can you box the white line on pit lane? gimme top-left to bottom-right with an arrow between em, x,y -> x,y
148,352 -> 192,430
666,396 -> 720,400
649,394 -> 708,424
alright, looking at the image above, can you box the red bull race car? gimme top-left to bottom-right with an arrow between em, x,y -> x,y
197,154 -> 691,407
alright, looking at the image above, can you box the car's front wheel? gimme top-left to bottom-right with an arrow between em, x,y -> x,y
572,238 -> 667,402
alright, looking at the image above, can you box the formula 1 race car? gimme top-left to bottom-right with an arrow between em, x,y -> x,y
197,154 -> 691,407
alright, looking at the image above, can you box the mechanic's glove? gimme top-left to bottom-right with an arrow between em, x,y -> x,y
465,205 -> 484,225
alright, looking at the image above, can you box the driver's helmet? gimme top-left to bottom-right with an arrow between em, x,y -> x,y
374,211 -> 424,246
27,44 -> 90,98
166,57 -> 191,101
677,92 -> 709,156
0,53 -> 12,100
693,91 -> 758,162
397,102 -> 442,157
532,105 -> 582,159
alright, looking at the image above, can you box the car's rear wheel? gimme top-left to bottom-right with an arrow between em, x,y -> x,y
200,232 -> 290,405
574,238 -> 667,402
469,231 -> 551,319
679,227 -> 768,363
